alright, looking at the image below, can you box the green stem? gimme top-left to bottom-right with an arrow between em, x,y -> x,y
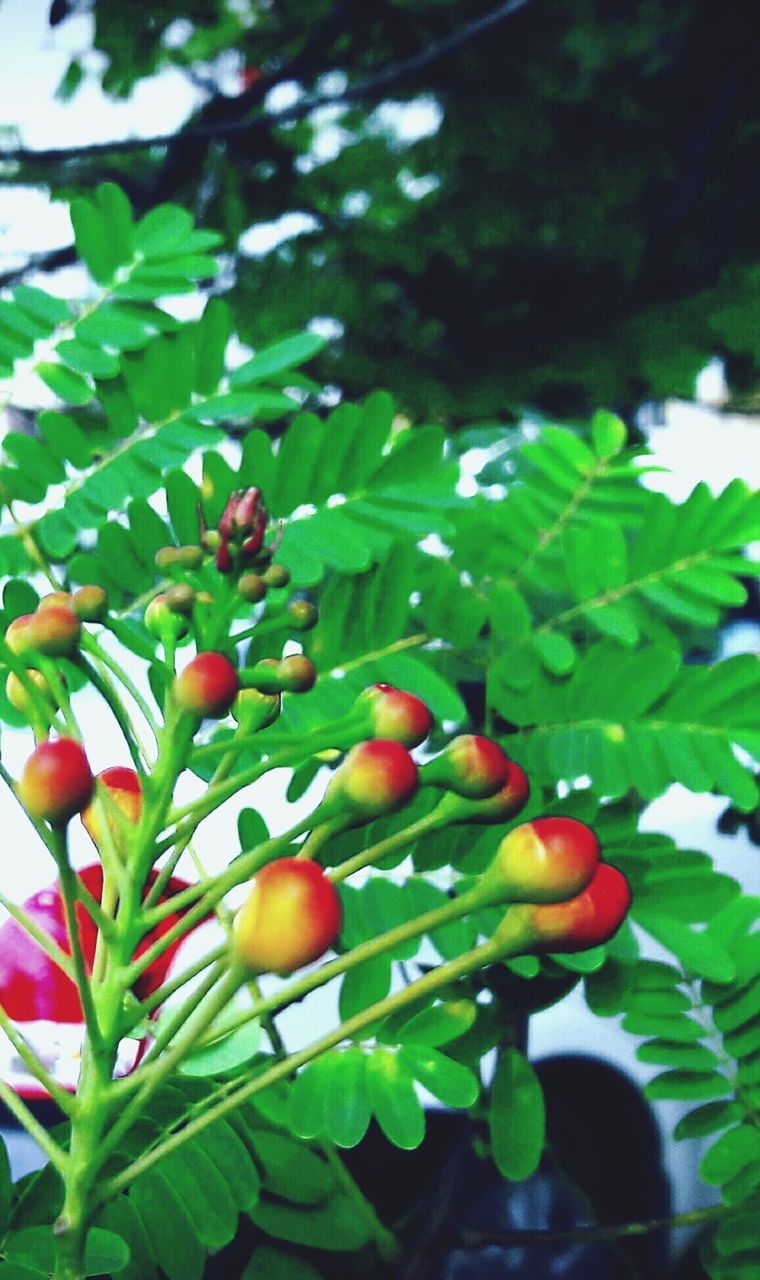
0,887 -> 77,981
0,1076 -> 69,1173
96,965 -> 244,1168
0,1008 -> 76,1115
94,939 -> 502,1205
126,944 -> 229,1029
81,631 -> 160,742
50,831 -> 105,1057
458,1204 -> 730,1249
328,809 -> 446,883
74,653 -> 149,771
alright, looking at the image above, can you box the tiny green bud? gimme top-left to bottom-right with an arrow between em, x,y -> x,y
287,600 -> 318,631
277,654 -> 317,692
165,584 -> 196,617
238,573 -> 267,603
263,563 -> 290,589
72,585 -> 109,622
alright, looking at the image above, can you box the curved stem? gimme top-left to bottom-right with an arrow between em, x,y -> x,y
0,1076 -> 69,1174
73,653 -> 150,771
0,1008 -> 77,1115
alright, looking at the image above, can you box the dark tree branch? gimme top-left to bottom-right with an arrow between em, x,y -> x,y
0,244 -> 78,290
0,0 -> 535,165
457,1203 -> 727,1250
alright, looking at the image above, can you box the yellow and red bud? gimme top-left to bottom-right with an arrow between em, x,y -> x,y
6,606 -> 81,659
232,857 -> 342,975
18,738 -> 94,826
357,683 -> 433,748
420,734 -> 511,799
174,652 -> 239,718
324,738 -> 419,820
480,817 -> 600,905
71,585 -> 109,622
493,863 -> 632,958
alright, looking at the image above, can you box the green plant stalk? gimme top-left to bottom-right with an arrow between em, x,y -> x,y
74,651 -> 151,770
94,965 -> 245,1169
49,831 -> 104,1058
0,884 -> 77,981
327,808 -> 448,883
0,1006 -> 76,1115
140,957 -> 230,1062
94,936 -> 507,1206
80,631 -> 161,743
129,943 -> 229,1025
0,1075 -> 68,1173
35,656 -> 80,739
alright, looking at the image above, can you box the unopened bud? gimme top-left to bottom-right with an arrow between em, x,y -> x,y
420,734 -> 511,799
287,600 -> 318,631
238,573 -> 267,604
479,817 -> 600,906
233,685 -> 281,732
165,584 -> 196,617
277,654 -> 316,692
72,585 -> 109,622
263,563 -> 290,589
324,739 -> 419,820
145,595 -> 189,643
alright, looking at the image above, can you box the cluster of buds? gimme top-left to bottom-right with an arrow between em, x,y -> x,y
231,682 -> 632,977
209,486 -> 269,574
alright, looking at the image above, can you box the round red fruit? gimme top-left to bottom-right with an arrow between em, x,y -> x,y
360,683 -> 433,748
174,652 -> 239,718
232,857 -> 342,975
18,738 -> 93,825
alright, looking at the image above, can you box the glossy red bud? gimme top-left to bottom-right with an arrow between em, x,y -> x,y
18,738 -> 93,825
174,652 -> 239,718
421,734 -> 511,799
437,762 -> 530,825
527,863 -> 632,951
232,857 -> 341,975
325,739 -> 419,819
481,817 -> 600,905
6,606 -> 81,659
358,683 -> 433,748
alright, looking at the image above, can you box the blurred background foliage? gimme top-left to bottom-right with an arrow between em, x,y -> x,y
5,0 -> 760,420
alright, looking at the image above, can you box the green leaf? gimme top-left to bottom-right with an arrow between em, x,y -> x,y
339,956 -> 391,1021
591,410 -> 627,456
392,1000 -> 478,1048
179,1018 -> 261,1077
135,204 -> 195,257
674,1101 -> 744,1141
645,1070 -> 733,1102
247,1131 -> 331,1207
36,361 -> 93,405
230,332 -> 326,386
400,1046 -> 480,1109
14,285 -> 71,326
636,913 -> 736,983
4,1226 -> 130,1276
130,1171 -> 205,1280
0,1136 -> 12,1235
489,1047 -> 545,1181
700,1126 -> 760,1186
249,1192 -> 373,1252
533,629 -> 576,675
322,1047 -> 372,1148
366,1048 -> 426,1149
241,1246 -> 323,1280
636,1040 -> 718,1071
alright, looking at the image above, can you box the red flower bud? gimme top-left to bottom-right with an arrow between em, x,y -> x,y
216,487 -> 268,572
174,652 -> 239,718
481,817 -> 600,905
358,683 -> 433,748
499,863 -> 632,955
81,766 -> 143,849
18,738 -> 93,825
232,857 -> 341,975
437,762 -> 530,825
6,606 -> 81,659
421,734 -> 511,799
325,739 -> 419,819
